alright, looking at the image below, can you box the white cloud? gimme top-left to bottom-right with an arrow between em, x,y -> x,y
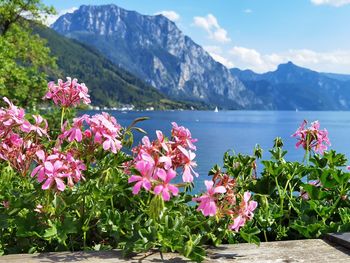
244,9 -> 253,13
203,45 -> 234,68
224,46 -> 350,73
43,7 -> 78,26
209,53 -> 235,68
203,45 -> 223,54
154,10 -> 180,22
193,14 -> 231,43
310,0 -> 350,7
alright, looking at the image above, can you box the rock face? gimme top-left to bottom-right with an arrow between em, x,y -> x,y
52,4 -> 262,109
232,62 -> 350,110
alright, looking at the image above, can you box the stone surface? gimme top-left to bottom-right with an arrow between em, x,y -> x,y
0,239 -> 349,262
326,232 -> 350,250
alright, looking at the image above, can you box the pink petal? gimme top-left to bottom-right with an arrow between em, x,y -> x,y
165,168 -> 176,182
55,178 -> 66,191
42,178 -> 53,190
102,139 -> 111,151
162,189 -> 171,201
214,186 -> 226,194
182,166 -> 193,183
156,130 -> 163,141
128,175 -> 142,183
248,200 -> 258,212
132,181 -> 143,195
31,166 -> 42,178
204,180 -> 214,191
244,192 -> 252,203
142,180 -> 152,191
177,145 -> 189,159
230,216 -> 245,232
44,161 -> 54,173
154,185 -> 163,195
168,184 -> 179,196
202,200 -> 217,216
155,168 -> 167,181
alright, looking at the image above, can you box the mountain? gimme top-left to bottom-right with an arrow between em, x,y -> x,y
231,62 -> 350,110
34,25 -> 200,109
322,73 -> 350,82
51,4 -> 263,109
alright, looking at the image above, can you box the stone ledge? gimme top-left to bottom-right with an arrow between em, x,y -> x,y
326,232 -> 350,250
0,239 -> 349,262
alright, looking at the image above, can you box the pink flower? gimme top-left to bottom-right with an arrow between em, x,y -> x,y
41,160 -> 66,191
0,132 -> 39,175
193,180 -> 226,216
229,192 -> 257,231
89,112 -> 122,153
292,120 -> 331,154
128,157 -> 154,194
0,97 -> 25,137
44,77 -> 91,107
178,145 -> 198,183
230,215 -> 246,232
154,168 -> 179,201
59,115 -> 89,142
31,150 -> 86,192
126,123 -> 199,201
21,115 -> 48,137
171,122 -> 197,150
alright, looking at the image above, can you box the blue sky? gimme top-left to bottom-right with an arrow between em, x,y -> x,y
43,0 -> 350,74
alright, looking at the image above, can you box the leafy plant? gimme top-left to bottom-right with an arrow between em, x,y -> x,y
0,78 -> 256,262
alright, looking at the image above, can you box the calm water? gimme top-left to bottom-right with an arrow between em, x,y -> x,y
84,110 -> 350,192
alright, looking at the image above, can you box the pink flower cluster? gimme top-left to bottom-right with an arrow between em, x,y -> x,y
31,150 -> 86,192
59,112 -> 122,153
0,78 -> 124,192
193,172 -> 257,232
0,97 -> 48,175
292,120 -> 331,154
229,192 -> 258,231
126,122 -> 198,201
44,77 -> 91,107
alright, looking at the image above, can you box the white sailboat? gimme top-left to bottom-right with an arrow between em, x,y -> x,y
214,106 -> 219,112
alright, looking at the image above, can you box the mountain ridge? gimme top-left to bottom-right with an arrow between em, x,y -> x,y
51,4 -> 350,111
52,4 -> 264,109
34,24 -> 202,109
231,62 -> 350,110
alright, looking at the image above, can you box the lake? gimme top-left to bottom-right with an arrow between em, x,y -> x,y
84,110 -> 350,192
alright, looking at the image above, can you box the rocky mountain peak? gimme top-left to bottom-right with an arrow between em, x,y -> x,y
52,4 -> 261,109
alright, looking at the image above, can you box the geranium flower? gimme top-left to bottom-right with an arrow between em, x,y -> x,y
89,112 -> 122,153
292,120 -> 331,154
44,77 -> 91,107
153,168 -> 179,201
193,180 -> 226,216
229,192 -> 258,231
128,155 -> 154,194
171,122 -> 197,150
31,150 -> 86,192
177,145 -> 198,182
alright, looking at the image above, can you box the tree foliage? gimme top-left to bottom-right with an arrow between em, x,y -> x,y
0,0 -> 56,107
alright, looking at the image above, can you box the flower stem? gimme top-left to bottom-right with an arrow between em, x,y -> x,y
61,107 -> 66,128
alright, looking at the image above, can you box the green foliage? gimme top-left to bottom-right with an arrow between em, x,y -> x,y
0,110 -> 247,262
0,0 -> 56,107
219,139 -> 350,242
